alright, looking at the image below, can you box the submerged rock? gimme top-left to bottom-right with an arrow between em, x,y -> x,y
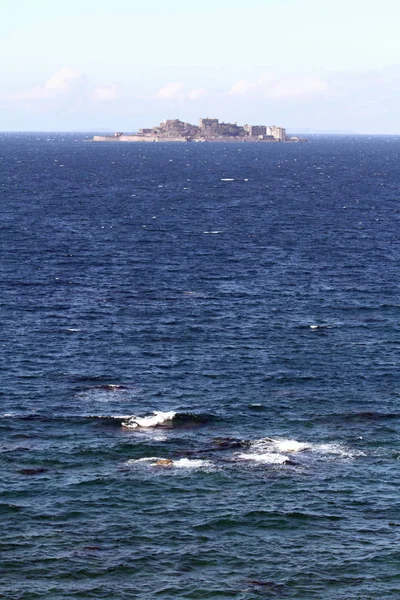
18,467 -> 48,475
153,459 -> 174,467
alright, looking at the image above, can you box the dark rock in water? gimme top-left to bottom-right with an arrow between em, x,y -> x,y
18,467 -> 48,475
212,437 -> 250,450
174,437 -> 251,460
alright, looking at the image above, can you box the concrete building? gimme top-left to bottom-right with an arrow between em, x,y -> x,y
267,126 -> 286,141
246,125 -> 267,136
199,117 -> 219,128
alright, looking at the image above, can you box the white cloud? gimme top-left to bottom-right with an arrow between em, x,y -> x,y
0,67 -> 124,112
228,79 -> 257,95
153,82 -> 207,101
227,74 -> 328,99
91,85 -> 120,102
155,82 -> 185,99
44,67 -> 85,93
188,87 -> 207,100
3,67 -> 86,102
265,76 -> 328,99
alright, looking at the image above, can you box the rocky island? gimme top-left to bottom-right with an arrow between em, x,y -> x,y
92,118 -> 306,143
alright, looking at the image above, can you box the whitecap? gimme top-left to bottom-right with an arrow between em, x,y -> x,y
250,437 -> 364,460
221,178 -> 234,181
315,442 -> 366,459
172,458 -> 212,469
121,411 -> 176,429
86,414 -> 132,420
126,457 -> 161,464
237,452 -> 290,465
125,457 -> 212,469
250,438 -> 310,454
271,439 -> 311,453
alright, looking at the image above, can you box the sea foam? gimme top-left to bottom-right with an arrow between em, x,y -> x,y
125,457 -> 212,469
237,453 -> 290,465
121,411 -> 176,428
247,437 -> 364,461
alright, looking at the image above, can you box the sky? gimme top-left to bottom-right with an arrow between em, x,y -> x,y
1,0 -> 400,133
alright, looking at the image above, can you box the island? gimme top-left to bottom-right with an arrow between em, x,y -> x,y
92,118 -> 306,143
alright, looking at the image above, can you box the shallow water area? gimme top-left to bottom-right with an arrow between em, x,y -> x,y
1,133 -> 400,599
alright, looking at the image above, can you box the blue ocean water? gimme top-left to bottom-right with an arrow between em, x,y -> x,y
1,133 -> 400,599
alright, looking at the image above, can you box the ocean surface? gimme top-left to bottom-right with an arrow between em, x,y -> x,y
1,133 -> 400,599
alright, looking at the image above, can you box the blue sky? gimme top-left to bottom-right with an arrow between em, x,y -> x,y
1,0 -> 400,132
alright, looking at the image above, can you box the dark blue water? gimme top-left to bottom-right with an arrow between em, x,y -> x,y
1,133 -> 400,599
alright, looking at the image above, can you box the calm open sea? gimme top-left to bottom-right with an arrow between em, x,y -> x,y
1,133 -> 400,599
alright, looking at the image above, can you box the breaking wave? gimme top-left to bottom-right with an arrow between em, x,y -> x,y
121,411 -> 215,429
238,437 -> 366,464
125,457 -> 213,469
237,453 -> 291,465
122,411 -> 176,428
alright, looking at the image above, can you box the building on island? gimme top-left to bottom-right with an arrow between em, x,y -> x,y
267,126 -> 286,141
199,118 -> 219,128
244,124 -> 267,137
244,124 -> 287,141
92,118 -> 304,143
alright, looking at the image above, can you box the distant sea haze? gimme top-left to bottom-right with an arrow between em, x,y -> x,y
1,133 -> 400,599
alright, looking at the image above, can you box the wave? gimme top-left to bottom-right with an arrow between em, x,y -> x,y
125,456 -> 212,469
0,503 -> 22,514
122,411 -> 176,428
250,438 -> 311,454
243,437 -> 365,462
121,411 -> 215,429
122,433 -> 366,474
237,452 -> 292,465
1,410 -> 215,429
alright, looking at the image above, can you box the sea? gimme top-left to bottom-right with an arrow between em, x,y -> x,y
1,133 -> 400,599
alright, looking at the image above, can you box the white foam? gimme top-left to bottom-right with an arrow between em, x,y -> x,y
237,452 -> 290,464
251,438 -> 310,454
125,457 -> 212,469
271,439 -> 311,453
315,443 -> 365,459
126,457 -> 160,463
250,437 -> 364,460
221,178 -> 234,181
172,458 -> 211,469
121,411 -> 176,429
